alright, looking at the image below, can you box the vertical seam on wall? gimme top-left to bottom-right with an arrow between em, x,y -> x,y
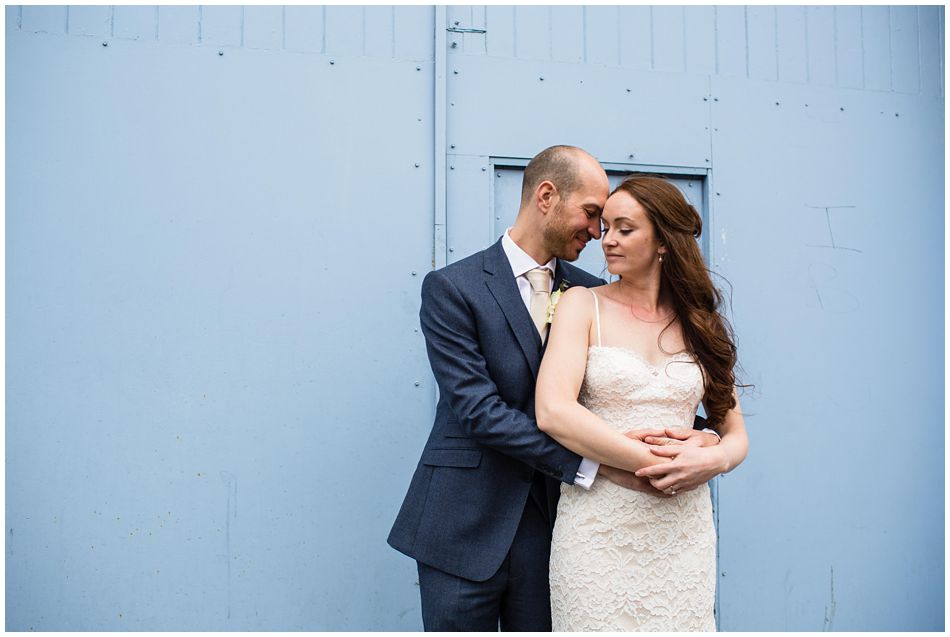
887,6 -> 894,92
240,6 -> 245,47
434,6 -> 447,270
390,6 -> 395,59
713,6 -> 719,75
197,5 -> 202,44
110,5 -> 115,38
513,5 -> 519,58
582,6 -> 587,64
832,6 -> 839,86
804,7 -> 810,83
940,6 -> 945,97
773,6 -> 779,81
321,6 -> 326,54
65,6 -> 69,34
743,6 -> 749,78
17,5 -> 22,29
615,5 -> 621,67
153,6 -> 158,41
680,6 -> 686,72
649,6 -> 655,70
361,6 -> 366,57
915,6 -> 922,95
281,6 -> 286,50
547,6 -> 553,62
858,6 -> 865,89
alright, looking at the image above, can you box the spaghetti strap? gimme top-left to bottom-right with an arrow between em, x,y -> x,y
587,288 -> 602,347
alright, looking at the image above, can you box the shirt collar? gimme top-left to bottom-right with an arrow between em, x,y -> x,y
501,229 -> 556,279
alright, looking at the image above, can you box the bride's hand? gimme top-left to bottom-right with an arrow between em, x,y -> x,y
633,445 -> 728,495
598,464 -> 672,498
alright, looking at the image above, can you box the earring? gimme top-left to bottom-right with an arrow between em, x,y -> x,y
659,254 -> 664,263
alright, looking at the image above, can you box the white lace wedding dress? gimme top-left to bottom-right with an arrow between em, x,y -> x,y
549,290 -> 717,631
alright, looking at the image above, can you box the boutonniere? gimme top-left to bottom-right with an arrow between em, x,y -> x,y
545,280 -> 571,324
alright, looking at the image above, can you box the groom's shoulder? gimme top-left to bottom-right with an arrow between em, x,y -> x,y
427,245 -> 492,282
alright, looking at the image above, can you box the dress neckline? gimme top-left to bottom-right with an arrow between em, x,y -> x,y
588,345 -> 694,372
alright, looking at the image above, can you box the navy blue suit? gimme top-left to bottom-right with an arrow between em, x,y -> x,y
388,238 -> 603,630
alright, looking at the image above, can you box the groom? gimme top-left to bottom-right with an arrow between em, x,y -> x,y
388,146 -> 713,631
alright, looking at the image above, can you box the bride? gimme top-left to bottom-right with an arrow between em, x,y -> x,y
536,175 -> 749,631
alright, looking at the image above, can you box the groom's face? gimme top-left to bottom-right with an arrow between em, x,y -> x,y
543,165 -> 609,262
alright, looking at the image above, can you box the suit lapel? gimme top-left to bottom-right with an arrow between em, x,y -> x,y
483,240 -> 542,377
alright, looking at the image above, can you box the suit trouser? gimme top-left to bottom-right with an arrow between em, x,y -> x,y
417,487 -> 552,631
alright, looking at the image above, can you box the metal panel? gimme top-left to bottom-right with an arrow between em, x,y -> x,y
862,6 -> 892,92
652,6 -> 685,73
585,6 -> 619,66
806,6 -> 836,85
747,5 -> 777,81
7,20 -> 434,631
114,6 -> 156,41
244,6 -> 282,51
551,6 -> 584,64
22,5 -> 67,34
835,6 -> 864,89
515,5 -> 550,61
157,6 -> 199,45
284,6 -> 323,53
201,6 -> 243,47
618,5 -> 652,71
891,6 -> 920,94
364,6 -> 394,58
716,6 -> 747,77
68,5 -> 111,37
684,6 -> 716,76
710,75 -> 943,631
464,6 -> 487,54
393,5 -> 433,60
485,5 -> 515,58
325,6 -> 363,57
918,5 -> 942,97
446,155 -> 494,264
776,6 -> 807,83
447,56 -> 711,169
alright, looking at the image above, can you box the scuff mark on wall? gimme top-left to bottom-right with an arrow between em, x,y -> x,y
220,471 -> 237,621
822,566 -> 837,631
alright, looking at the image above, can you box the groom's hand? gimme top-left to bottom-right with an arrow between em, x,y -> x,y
598,464 -> 672,498
643,428 -> 720,448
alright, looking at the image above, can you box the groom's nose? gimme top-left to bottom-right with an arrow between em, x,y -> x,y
588,218 -> 602,240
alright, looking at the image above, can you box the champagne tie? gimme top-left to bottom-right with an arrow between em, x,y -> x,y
525,267 -> 553,339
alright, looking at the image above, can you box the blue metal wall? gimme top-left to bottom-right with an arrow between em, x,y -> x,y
6,5 -> 944,631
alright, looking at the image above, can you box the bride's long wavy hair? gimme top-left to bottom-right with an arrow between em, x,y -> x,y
612,174 -> 741,428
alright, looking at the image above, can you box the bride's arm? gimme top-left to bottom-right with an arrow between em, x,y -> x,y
535,287 -> 668,473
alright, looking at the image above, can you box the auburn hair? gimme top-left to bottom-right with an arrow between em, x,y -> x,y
612,174 -> 741,427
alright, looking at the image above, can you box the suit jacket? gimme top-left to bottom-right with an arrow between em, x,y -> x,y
387,238 -> 604,582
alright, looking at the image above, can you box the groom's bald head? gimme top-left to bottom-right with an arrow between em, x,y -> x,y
520,145 -> 598,206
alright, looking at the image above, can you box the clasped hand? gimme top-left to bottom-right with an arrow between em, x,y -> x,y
600,427 -> 726,497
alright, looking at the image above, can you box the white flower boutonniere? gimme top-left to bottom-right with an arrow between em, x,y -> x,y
545,280 -> 571,324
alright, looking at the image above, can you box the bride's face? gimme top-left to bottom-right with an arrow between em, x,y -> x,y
600,190 -> 666,277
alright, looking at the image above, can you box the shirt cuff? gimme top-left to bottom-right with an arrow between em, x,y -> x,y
701,427 -> 721,441
574,458 -> 600,489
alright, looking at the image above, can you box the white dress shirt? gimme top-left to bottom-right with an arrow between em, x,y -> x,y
501,230 -> 600,489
